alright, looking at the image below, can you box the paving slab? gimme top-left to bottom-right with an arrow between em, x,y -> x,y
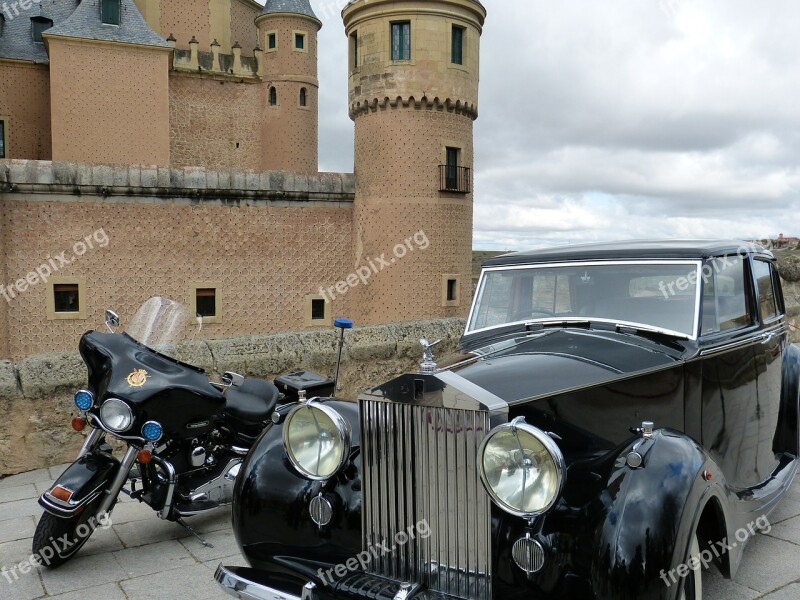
0,484 -> 38,504
760,583 -> 800,600
724,534 -> 800,595
0,567 -> 45,600
0,469 -> 54,489
39,552 -> 128,596
112,540 -> 196,579
120,563 -> 227,600
46,582 -> 127,600
0,516 -> 36,544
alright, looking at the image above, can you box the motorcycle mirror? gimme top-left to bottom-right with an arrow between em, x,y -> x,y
221,371 -> 245,387
105,310 -> 120,330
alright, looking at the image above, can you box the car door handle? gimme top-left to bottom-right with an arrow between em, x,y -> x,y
761,332 -> 775,345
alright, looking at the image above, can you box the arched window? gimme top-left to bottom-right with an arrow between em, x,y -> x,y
101,0 -> 120,25
299,87 -> 307,107
269,87 -> 277,106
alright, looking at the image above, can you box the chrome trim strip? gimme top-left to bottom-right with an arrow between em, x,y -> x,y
435,370 -> 509,412
86,413 -> 146,443
214,564 -> 306,600
150,455 -> 177,519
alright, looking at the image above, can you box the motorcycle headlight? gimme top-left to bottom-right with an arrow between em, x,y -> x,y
74,390 -> 94,411
283,401 -> 351,481
100,398 -> 134,433
478,417 -> 565,518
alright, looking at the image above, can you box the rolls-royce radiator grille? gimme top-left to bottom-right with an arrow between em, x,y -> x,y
361,400 -> 493,600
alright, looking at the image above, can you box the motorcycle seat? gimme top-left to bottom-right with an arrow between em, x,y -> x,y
224,378 -> 280,427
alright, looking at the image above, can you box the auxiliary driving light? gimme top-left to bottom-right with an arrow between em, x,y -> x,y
142,421 -> 163,442
74,389 -> 94,411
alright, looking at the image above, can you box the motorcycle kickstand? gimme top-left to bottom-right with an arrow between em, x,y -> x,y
175,518 -> 214,548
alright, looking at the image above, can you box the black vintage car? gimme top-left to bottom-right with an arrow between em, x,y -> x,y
216,240 -> 800,600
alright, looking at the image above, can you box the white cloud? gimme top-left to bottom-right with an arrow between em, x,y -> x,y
310,0 -> 800,250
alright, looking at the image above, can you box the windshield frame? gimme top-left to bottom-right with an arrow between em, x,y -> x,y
466,259 -> 703,341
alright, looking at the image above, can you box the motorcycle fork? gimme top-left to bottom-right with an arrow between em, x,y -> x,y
77,426 -> 104,458
94,444 -> 140,519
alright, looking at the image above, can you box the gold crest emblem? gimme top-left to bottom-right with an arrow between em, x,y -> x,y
126,368 -> 149,388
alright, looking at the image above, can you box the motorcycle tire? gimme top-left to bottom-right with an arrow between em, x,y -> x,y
32,498 -> 107,568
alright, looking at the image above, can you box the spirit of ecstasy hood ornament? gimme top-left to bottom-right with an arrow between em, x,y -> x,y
419,338 -> 441,375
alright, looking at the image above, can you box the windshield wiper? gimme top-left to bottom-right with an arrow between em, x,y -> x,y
525,318 -> 592,331
614,323 -> 691,341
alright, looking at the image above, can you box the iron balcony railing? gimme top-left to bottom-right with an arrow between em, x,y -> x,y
439,165 -> 472,194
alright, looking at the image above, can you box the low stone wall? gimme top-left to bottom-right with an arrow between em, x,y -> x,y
0,318 -> 466,476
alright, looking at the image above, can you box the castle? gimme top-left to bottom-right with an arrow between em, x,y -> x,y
0,0 -> 486,361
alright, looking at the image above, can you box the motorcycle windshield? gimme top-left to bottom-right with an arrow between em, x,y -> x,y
123,297 -> 201,360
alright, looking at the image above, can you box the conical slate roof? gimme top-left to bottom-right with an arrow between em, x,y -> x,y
43,0 -> 170,49
260,0 -> 320,23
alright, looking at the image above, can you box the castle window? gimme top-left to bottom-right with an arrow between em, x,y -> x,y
31,17 -> 53,44
190,282 -> 223,324
47,277 -> 86,320
442,275 -> 461,307
391,21 -> 411,61
269,86 -> 277,106
0,119 -> 6,159
350,31 -> 358,70
293,31 -> 307,53
0,14 -> 5,38
101,0 -> 120,26
305,294 -> 330,326
299,87 -> 307,107
452,25 -> 465,65
267,32 -> 277,50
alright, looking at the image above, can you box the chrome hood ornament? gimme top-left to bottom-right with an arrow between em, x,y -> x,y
419,338 -> 441,375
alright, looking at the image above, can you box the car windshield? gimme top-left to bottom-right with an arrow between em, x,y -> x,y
467,261 -> 701,339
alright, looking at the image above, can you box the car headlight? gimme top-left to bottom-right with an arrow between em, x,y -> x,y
100,398 -> 134,432
283,401 -> 351,481
479,417 -> 565,517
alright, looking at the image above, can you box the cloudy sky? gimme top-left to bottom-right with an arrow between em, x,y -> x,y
307,0 -> 800,250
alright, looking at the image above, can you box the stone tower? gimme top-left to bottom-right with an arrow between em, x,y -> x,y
256,0 -> 322,174
342,0 -> 487,325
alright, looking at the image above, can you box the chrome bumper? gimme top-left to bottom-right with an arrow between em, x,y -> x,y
215,565 -> 317,600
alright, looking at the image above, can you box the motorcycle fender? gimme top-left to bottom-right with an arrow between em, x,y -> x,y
38,452 -> 120,519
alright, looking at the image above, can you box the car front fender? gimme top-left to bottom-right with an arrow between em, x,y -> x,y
590,429 -> 728,600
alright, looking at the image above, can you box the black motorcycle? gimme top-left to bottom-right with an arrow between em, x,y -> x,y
34,297 -> 347,567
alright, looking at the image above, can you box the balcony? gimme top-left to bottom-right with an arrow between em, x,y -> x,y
439,165 -> 471,194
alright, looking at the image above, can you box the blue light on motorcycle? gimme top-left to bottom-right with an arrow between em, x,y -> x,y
74,390 -> 94,411
142,421 -> 163,442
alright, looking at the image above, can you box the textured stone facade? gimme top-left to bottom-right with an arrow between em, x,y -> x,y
0,62 -> 52,161
0,161 -> 355,360
169,74 -> 263,171
48,39 -> 171,166
0,317 -> 466,475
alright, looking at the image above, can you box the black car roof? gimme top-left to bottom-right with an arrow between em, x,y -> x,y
484,239 -> 773,267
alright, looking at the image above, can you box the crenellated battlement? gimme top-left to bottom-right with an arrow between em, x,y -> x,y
349,95 -> 479,120
170,37 -> 263,80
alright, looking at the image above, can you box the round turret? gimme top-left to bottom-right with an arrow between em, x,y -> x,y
342,0 -> 487,324
256,0 -> 322,174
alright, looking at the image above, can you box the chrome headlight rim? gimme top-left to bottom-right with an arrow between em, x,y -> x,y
282,400 -> 352,482
99,398 -> 134,433
478,417 -> 566,518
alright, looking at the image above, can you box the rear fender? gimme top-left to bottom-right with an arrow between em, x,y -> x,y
38,452 -> 119,518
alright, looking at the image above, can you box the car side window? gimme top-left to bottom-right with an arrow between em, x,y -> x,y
701,256 -> 752,334
752,260 -> 780,321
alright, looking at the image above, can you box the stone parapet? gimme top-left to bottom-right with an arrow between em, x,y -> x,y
0,318 -> 466,475
0,160 -> 355,203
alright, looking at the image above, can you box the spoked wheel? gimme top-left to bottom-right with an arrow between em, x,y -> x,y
32,497 -> 106,568
679,533 -> 704,600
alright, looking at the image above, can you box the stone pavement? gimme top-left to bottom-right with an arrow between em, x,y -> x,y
1,465 -> 799,600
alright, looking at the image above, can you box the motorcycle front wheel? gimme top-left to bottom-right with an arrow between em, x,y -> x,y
32,497 -> 106,568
